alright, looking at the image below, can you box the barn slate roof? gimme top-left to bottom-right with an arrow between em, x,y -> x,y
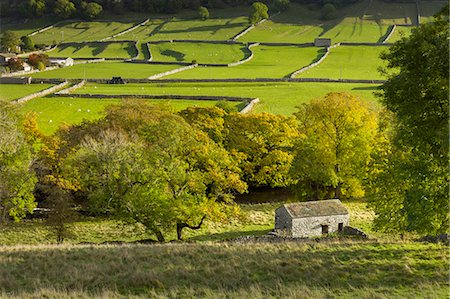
283,199 -> 348,218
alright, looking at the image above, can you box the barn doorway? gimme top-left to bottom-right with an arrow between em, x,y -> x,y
338,223 -> 343,232
321,225 -> 329,234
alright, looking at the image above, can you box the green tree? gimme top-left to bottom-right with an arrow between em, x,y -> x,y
62,103 -> 246,242
53,0 -> 76,18
1,31 -> 21,52
273,0 -> 290,12
81,1 -> 103,20
198,6 -> 209,20
45,185 -> 77,243
21,36 -> 35,52
321,3 -> 336,20
291,92 -> 378,200
369,7 -> 449,235
249,2 -> 268,24
0,104 -> 37,224
20,0 -> 47,17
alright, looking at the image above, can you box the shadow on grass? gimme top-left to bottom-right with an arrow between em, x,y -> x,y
352,86 -> 381,91
185,229 -> 272,242
161,49 -> 185,61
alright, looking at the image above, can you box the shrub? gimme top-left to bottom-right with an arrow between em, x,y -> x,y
198,6 -> 209,20
36,61 -> 46,71
28,53 -> 50,68
249,2 -> 269,24
21,36 -> 35,52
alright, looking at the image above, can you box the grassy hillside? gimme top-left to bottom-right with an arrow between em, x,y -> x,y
0,83 -> 53,102
29,62 -> 181,79
31,21 -> 137,44
166,45 -> 324,79
48,42 -> 137,59
73,81 -> 379,115
149,42 -> 249,64
19,97 -> 244,135
297,46 -> 388,80
0,241 -> 447,298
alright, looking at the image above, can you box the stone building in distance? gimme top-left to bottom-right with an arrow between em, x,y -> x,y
274,199 -> 349,238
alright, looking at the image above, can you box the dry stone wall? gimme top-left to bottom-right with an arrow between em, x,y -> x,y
382,25 -> 396,44
290,43 -> 340,78
240,98 -> 259,114
101,19 -> 150,41
55,80 -> 86,94
147,64 -> 198,79
55,93 -> 253,102
13,81 -> 68,104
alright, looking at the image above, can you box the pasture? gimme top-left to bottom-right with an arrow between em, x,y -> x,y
149,42 -> 249,64
29,62 -> 181,79
419,1 -> 448,23
297,46 -> 388,80
386,26 -> 414,42
0,83 -> 53,102
0,17 -> 55,37
74,82 -> 380,115
165,45 -> 325,79
239,3 -> 324,43
47,42 -> 137,59
19,96 -> 244,134
0,200 -> 447,298
31,21 -> 137,44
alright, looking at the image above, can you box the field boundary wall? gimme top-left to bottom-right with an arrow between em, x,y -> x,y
31,77 -> 386,84
101,19 -> 150,41
147,64 -> 198,79
12,81 -> 68,104
55,80 -> 86,94
53,93 -> 253,102
1,66 -> 59,77
240,98 -> 259,114
290,43 -> 340,78
382,25 -> 396,43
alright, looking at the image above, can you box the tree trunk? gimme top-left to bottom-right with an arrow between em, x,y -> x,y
334,163 -> 341,199
153,229 -> 165,242
176,216 -> 206,240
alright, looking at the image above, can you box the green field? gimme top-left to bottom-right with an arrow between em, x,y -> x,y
19,96 -> 243,134
0,17 -> 56,38
321,18 -> 391,43
31,21 -> 137,44
364,0 -> 418,25
419,1 -> 447,23
47,42 -> 137,59
29,62 -> 181,79
387,26 -> 414,43
0,83 -> 53,101
0,200 -> 447,298
165,45 -> 324,79
74,82 -> 380,115
297,46 -> 388,80
150,42 -> 249,64
239,3 -> 324,43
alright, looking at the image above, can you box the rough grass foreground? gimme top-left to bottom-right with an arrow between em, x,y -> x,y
0,241 -> 447,298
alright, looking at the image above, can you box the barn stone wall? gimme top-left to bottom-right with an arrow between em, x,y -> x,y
274,207 -> 292,232
291,214 -> 349,238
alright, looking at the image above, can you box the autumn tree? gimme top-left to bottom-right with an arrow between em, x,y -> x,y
62,103 -> 246,241
249,2 -> 268,24
0,104 -> 37,224
180,107 -> 299,189
369,7 -> 449,235
291,93 -> 378,200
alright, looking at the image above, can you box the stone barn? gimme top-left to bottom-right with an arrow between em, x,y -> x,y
274,199 -> 349,238
314,38 -> 332,47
